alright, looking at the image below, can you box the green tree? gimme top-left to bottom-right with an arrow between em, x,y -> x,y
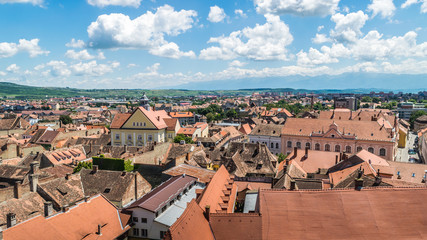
361,96 -> 372,102
124,160 -> 134,172
409,110 -> 427,130
372,97 -> 380,103
206,112 -> 215,123
277,153 -> 286,163
73,161 -> 92,173
59,115 -> 73,125
173,134 -> 194,144
225,109 -> 238,119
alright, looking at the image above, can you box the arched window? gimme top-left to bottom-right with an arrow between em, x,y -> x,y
368,147 -> 374,153
345,146 -> 352,153
271,142 -> 274,148
306,142 -> 311,149
379,148 -> 386,156
315,143 -> 320,150
287,141 -> 292,148
296,142 -> 301,149
325,144 -> 330,151
356,146 -> 362,152
276,143 -> 279,149
335,145 -> 341,152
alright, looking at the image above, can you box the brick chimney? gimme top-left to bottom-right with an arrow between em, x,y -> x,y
92,165 -> 98,173
30,161 -> 39,175
6,213 -> 16,228
293,147 -> 297,157
204,205 -> 210,221
335,155 -> 338,165
304,147 -> 308,158
290,180 -> 296,190
13,181 -> 21,199
29,174 -> 38,192
44,201 -> 53,217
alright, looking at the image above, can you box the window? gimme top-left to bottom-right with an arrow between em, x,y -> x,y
315,143 -> 320,151
276,143 -> 279,149
133,228 -> 139,236
148,135 -> 153,142
168,133 -> 172,138
331,134 -> 335,138
127,134 -> 132,140
160,231 -> 167,239
271,143 -> 274,148
379,148 -> 386,156
162,206 -> 167,212
296,142 -> 301,149
256,164 -> 262,169
368,147 -> 374,153
335,145 -> 341,152
137,135 -> 142,140
325,144 -> 330,151
143,122 -> 146,127
141,229 -> 148,237
345,146 -> 352,153
133,122 -> 135,126
287,141 -> 292,148
141,218 -> 147,223
115,134 -> 120,140
170,200 -> 174,206
305,142 -> 311,150
357,146 -> 362,152
104,188 -> 111,193
132,217 -> 138,223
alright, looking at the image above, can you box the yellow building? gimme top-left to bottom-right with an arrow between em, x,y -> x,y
110,106 -> 177,146
398,125 -> 408,148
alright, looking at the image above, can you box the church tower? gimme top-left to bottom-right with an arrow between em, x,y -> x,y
139,92 -> 151,111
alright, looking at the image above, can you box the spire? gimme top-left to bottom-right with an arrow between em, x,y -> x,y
139,92 -> 151,111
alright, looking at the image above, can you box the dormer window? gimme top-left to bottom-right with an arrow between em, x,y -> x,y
104,188 -> 111,193
331,134 -> 335,138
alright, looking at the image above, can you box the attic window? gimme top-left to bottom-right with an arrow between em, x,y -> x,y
412,173 -> 415,178
371,133 -> 373,136
104,188 -> 111,193
256,164 -> 262,170
273,131 -> 276,134
331,134 -> 335,138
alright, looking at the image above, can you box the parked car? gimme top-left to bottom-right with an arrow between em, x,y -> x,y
409,157 -> 418,163
408,149 -> 417,155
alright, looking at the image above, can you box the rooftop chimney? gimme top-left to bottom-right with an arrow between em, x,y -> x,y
97,224 -> 102,235
29,174 -> 38,192
293,147 -> 297,157
304,147 -> 308,158
124,145 -> 128,153
7,213 -> 16,228
204,205 -> 210,221
92,165 -> 98,173
335,155 -> 338,165
13,181 -> 21,199
62,205 -> 69,213
134,173 -> 138,201
290,180 -> 296,190
65,173 -> 71,180
186,152 -> 191,161
30,161 -> 39,175
44,201 -> 53,217
354,169 -> 364,191
373,169 -> 382,186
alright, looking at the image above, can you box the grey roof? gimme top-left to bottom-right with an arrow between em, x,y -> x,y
154,184 -> 204,227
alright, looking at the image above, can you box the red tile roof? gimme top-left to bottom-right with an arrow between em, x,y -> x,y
2,195 -> 130,240
169,112 -> 194,118
163,164 -> 216,184
164,118 -> 179,131
110,113 -> 131,129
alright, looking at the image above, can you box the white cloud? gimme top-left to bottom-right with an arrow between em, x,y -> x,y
0,0 -> 43,6
330,11 -> 369,43
254,0 -> 340,17
87,5 -> 197,59
367,0 -> 396,18
87,0 -> 141,8
127,63 -> 137,68
35,60 -> 120,77
312,34 -> 331,44
0,39 -> 49,58
0,71 -> 6,76
45,61 -> 71,77
65,39 -> 86,48
317,25 -> 324,31
65,49 -> 96,60
149,42 -> 196,59
229,60 -> 247,67
200,14 -> 293,60
297,48 -> 339,66
401,0 -> 427,12
208,6 -> 226,23
6,64 -> 20,73
234,9 -> 247,18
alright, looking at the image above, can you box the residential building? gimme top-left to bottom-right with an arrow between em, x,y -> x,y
334,96 -> 357,110
125,175 -> 203,239
249,123 -> 283,155
281,118 -> 397,160
169,112 -> 195,126
397,102 -> 427,120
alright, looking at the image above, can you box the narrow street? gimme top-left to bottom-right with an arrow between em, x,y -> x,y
396,132 -> 419,163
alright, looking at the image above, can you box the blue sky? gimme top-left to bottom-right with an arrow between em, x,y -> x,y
0,0 -> 426,89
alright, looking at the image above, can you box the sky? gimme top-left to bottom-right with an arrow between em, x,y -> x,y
0,0 -> 426,90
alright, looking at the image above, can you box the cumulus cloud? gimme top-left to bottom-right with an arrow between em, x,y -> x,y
66,39 -> 86,48
235,9 -> 247,18
312,34 -> 331,44
65,49 -> 105,61
229,60 -> 247,67
0,71 -> 6,76
401,0 -> 427,13
330,11 -> 369,43
6,64 -> 20,73
208,6 -> 226,22
297,48 -> 339,66
87,0 -> 141,8
0,39 -> 49,58
87,5 -> 197,59
254,0 -> 340,17
200,14 -> 293,60
35,60 -> 120,77
0,0 -> 43,6
367,0 -> 396,18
